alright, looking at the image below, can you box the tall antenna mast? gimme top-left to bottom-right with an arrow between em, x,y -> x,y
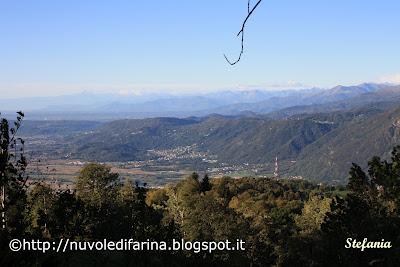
274,156 -> 279,178
1,185 -> 5,230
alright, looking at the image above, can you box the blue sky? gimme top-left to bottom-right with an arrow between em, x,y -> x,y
1,0 -> 399,98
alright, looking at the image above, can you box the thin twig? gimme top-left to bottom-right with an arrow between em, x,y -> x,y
224,0 -> 263,65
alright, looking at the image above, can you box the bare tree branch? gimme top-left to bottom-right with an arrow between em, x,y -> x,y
224,0 -> 263,65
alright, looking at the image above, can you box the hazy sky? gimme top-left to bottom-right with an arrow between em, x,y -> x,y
1,0 -> 400,98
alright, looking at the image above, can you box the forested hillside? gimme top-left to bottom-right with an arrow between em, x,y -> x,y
65,114 -> 337,164
56,104 -> 400,183
294,106 -> 400,181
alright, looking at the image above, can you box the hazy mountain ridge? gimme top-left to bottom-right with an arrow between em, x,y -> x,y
266,85 -> 400,119
3,83 -> 396,120
210,83 -> 396,116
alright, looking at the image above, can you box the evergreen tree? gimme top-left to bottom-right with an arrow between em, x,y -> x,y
347,163 -> 369,194
200,174 -> 212,193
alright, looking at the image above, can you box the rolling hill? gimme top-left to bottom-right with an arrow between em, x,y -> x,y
293,106 -> 400,182
54,102 -> 400,183
65,115 -> 339,163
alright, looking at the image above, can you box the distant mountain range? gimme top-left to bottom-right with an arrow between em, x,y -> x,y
3,83 -> 398,120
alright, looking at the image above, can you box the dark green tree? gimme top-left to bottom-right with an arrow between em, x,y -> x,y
75,163 -> 119,207
0,111 -> 27,235
318,146 -> 400,266
200,174 -> 212,193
